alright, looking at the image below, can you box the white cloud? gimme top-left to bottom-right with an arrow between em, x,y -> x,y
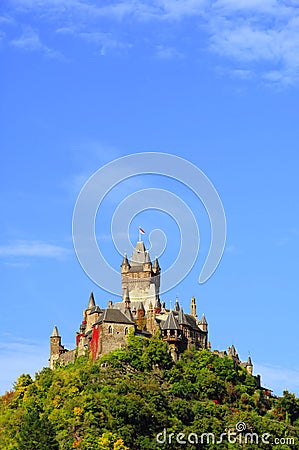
57,27 -> 130,55
11,26 -> 62,58
5,0 -> 299,85
0,240 -> 70,259
155,44 -> 183,59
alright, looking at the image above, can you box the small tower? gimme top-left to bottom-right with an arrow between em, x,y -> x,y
121,252 -> 130,274
143,251 -> 152,271
146,301 -> 156,335
174,297 -> 180,312
200,313 -> 208,332
87,292 -> 95,310
50,325 -> 61,370
246,356 -> 253,375
190,296 -> 197,317
124,286 -> 131,309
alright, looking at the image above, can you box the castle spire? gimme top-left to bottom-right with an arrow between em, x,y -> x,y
51,325 -> 60,337
121,252 -> 129,266
124,286 -> 131,308
153,257 -> 160,272
87,292 -> 95,310
145,251 -> 151,263
200,313 -> 208,332
174,297 -> 180,312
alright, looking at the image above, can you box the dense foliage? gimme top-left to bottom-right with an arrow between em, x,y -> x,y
0,333 -> 298,449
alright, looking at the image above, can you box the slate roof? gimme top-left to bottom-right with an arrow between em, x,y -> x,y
177,308 -> 189,326
89,305 -> 102,315
94,308 -> 135,325
87,292 -> 95,309
160,311 -> 180,330
130,241 -> 148,266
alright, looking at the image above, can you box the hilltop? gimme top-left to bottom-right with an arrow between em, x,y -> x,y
0,333 -> 298,450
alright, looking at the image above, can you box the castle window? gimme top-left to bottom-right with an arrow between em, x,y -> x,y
108,325 -> 113,334
124,327 -> 128,335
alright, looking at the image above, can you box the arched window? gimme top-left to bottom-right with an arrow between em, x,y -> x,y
124,327 -> 128,335
108,325 -> 113,334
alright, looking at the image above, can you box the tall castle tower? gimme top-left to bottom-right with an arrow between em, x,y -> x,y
49,326 -> 62,370
121,240 -> 160,303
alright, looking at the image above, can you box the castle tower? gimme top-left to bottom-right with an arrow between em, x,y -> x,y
121,252 -> 130,274
50,325 -> 61,370
190,296 -> 197,317
87,292 -> 95,310
121,240 -> 160,303
174,297 -> 180,312
146,301 -> 157,335
246,356 -> 253,375
200,313 -> 208,332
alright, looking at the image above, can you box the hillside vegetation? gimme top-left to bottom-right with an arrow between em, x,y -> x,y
0,333 -> 298,449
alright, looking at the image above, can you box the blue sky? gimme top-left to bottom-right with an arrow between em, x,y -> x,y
1,0 -> 299,396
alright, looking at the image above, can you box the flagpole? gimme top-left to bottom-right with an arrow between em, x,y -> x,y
139,226 -> 141,242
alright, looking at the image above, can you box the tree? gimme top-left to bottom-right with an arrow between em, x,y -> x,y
17,409 -> 59,450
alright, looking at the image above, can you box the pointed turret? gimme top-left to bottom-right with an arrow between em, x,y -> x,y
174,297 -> 180,312
121,252 -> 129,266
145,251 -> 150,263
153,257 -> 160,273
51,325 -> 60,337
200,313 -> 208,332
50,325 -> 61,369
130,241 -> 147,266
87,292 -> 95,310
161,311 -> 180,331
246,356 -> 253,375
124,286 -> 131,308
121,252 -> 130,274
178,308 -> 189,326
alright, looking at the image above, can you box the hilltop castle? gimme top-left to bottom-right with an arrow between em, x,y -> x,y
50,239 -> 253,375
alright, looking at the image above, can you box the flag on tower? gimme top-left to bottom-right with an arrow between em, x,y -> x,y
139,227 -> 145,235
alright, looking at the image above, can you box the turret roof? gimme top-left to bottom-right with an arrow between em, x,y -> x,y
161,311 -> 180,330
130,241 -> 148,266
95,308 -> 135,325
174,298 -> 180,312
51,325 -> 60,337
201,313 -> 207,324
178,308 -> 189,326
121,252 -> 129,266
87,292 -> 95,309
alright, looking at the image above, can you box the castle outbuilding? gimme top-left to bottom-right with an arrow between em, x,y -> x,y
50,238 -> 252,373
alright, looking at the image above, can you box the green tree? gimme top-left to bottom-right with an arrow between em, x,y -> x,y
17,409 -> 59,450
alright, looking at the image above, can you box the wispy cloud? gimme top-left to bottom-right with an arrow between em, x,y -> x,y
10,26 -> 62,58
155,44 -> 184,59
56,27 -> 130,56
4,0 -> 299,85
0,240 -> 70,259
0,333 -> 49,394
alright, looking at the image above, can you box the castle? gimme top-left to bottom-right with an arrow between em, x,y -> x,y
50,239 -> 253,376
